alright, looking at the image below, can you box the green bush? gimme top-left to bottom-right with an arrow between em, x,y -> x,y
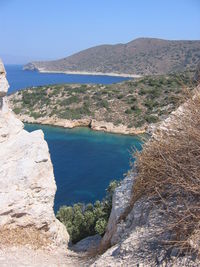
98,99 -> 109,109
56,180 -> 119,243
125,109 -> 133,114
144,114 -> 159,123
60,96 -> 80,106
29,111 -> 41,119
114,119 -> 122,126
144,99 -> 159,110
13,107 -> 21,114
126,96 -> 137,104
117,94 -> 124,99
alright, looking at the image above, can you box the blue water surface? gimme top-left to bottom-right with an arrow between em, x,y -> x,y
6,65 -> 130,94
24,124 -> 142,211
6,65 -> 141,211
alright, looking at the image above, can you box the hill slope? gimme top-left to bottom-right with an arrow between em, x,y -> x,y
24,38 -> 200,75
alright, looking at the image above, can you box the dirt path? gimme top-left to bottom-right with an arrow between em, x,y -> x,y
0,245 -> 90,267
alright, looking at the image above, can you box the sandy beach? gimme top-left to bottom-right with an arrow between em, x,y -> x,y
36,68 -> 142,78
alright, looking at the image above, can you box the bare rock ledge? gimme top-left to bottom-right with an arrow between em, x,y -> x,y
14,114 -> 146,136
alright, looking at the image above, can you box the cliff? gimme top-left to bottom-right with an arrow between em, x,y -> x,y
24,38 -> 200,76
0,60 -> 69,249
92,84 -> 200,266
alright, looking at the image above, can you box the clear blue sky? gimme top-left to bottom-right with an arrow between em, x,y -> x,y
0,0 -> 199,64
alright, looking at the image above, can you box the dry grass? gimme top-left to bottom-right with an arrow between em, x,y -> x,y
130,86 -> 200,255
0,226 -> 50,249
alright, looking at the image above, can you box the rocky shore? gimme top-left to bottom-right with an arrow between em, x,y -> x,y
15,114 -> 147,135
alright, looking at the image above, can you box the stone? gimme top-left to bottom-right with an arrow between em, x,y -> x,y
72,234 -> 101,252
0,59 -> 69,247
0,59 -> 9,98
100,175 -> 135,248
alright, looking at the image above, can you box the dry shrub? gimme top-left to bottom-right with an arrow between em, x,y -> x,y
131,87 -> 200,255
0,226 -> 50,249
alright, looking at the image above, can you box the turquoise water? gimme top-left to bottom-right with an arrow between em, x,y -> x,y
24,124 -> 142,211
6,65 -> 130,94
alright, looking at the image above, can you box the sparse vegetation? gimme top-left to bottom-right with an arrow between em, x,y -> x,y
9,71 -> 195,129
24,38 -> 200,76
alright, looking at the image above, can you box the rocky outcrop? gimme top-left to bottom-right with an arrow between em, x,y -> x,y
0,61 -> 8,98
90,120 -> 146,135
0,59 -> 69,247
72,234 -> 101,253
93,175 -> 200,267
13,114 -> 146,136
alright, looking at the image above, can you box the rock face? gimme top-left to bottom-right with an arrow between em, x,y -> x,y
93,176 -> 200,267
72,234 -> 101,253
0,59 -> 69,247
0,61 -> 8,98
13,114 -> 146,136
92,88 -> 200,266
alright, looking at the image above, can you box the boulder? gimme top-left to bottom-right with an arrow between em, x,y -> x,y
72,234 -> 101,252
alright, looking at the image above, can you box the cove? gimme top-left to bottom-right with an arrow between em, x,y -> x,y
24,124 -> 142,211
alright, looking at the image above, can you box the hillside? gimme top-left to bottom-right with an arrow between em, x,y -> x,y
24,38 -> 200,75
9,71 -> 195,134
93,83 -> 200,266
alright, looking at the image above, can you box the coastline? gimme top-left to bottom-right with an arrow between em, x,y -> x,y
17,115 -> 146,136
25,67 -> 142,78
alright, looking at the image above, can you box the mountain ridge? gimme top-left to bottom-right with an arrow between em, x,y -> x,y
24,37 -> 200,75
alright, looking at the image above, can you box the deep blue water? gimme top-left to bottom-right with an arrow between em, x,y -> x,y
24,124 -> 142,211
6,65 -> 140,211
5,65 -> 130,94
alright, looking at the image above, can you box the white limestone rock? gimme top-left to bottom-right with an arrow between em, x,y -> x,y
100,175 -> 135,248
0,59 -> 69,247
0,59 -> 9,97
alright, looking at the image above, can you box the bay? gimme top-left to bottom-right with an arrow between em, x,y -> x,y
6,65 -> 140,211
25,124 -> 142,211
6,65 -> 130,94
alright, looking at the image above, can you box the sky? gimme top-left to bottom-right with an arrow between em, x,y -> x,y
0,0 -> 200,64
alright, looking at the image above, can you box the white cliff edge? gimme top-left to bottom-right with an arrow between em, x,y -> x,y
0,59 -> 69,248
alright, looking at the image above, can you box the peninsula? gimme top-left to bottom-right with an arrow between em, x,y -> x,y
24,38 -> 200,76
8,71 -> 194,135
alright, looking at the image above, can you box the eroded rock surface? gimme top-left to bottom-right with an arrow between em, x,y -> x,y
0,61 -> 8,98
72,234 -> 101,253
11,113 -> 146,135
0,59 -> 69,247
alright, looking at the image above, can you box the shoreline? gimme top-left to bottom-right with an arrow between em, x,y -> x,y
17,115 -> 146,136
24,67 -> 142,78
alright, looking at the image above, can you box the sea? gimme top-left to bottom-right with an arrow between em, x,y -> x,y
6,65 -> 142,211
6,65 -> 130,94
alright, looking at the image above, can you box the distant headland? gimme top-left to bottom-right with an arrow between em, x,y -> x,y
24,37 -> 200,76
